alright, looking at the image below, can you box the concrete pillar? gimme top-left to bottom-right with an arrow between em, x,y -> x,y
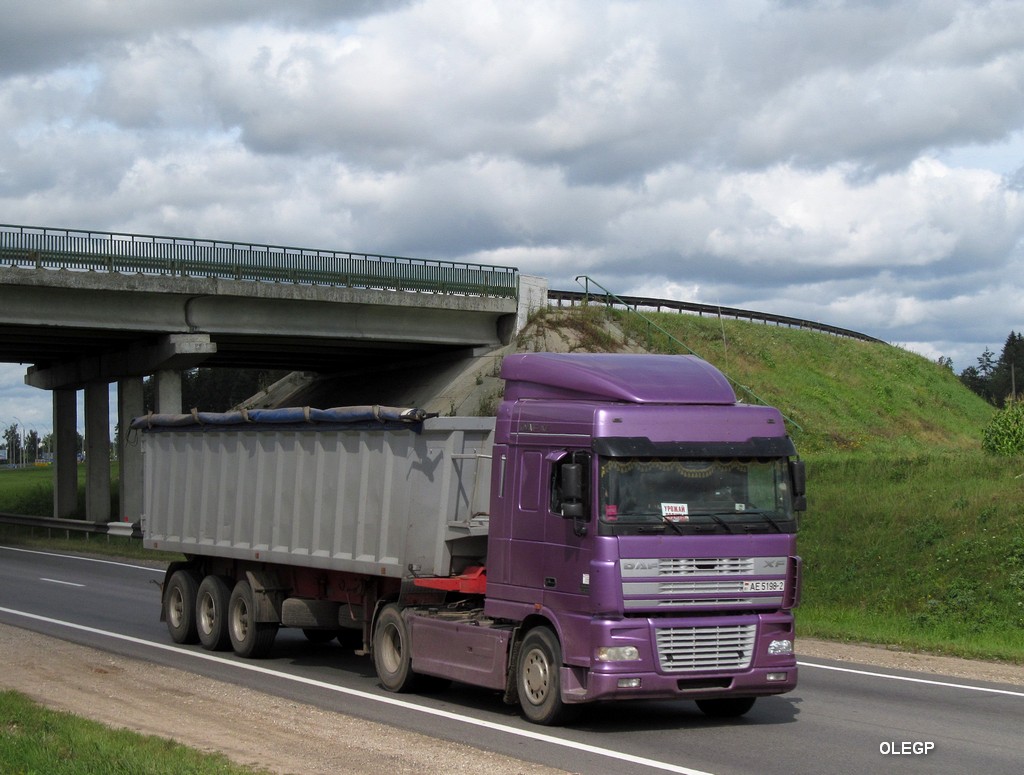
155,369 -> 182,414
52,388 -> 78,519
118,377 -> 144,524
516,274 -> 549,333
84,381 -> 111,523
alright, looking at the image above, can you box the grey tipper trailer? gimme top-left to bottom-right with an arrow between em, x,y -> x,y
136,406 -> 494,579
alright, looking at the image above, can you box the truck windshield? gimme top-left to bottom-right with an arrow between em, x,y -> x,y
598,457 -> 796,534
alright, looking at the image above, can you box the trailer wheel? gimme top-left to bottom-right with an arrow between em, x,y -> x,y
196,575 -> 232,651
373,604 -> 421,692
164,570 -> 200,644
517,627 -> 572,726
228,580 -> 278,658
696,697 -> 756,718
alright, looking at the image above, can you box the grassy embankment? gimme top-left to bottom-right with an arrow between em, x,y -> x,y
527,305 -> 1023,662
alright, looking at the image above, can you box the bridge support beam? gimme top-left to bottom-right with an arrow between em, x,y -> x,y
85,382 -> 110,523
52,388 -> 78,519
118,377 -> 144,524
155,370 -> 182,414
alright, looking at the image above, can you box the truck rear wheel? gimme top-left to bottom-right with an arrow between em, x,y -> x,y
196,575 -> 232,651
228,579 -> 278,658
696,697 -> 756,718
164,570 -> 200,644
517,627 -> 572,726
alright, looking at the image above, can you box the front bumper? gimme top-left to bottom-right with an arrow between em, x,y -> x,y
561,611 -> 797,704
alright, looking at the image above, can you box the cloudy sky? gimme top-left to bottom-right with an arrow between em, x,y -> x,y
3,0 -> 1024,435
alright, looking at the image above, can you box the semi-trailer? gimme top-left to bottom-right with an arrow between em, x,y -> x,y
135,352 -> 805,724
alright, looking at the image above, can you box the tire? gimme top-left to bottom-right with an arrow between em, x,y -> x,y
372,604 -> 419,692
164,569 -> 200,644
228,579 -> 278,658
696,697 -> 757,718
196,575 -> 232,651
517,627 -> 572,725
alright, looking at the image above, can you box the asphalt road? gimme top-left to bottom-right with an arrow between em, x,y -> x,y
2,544 -> 1022,775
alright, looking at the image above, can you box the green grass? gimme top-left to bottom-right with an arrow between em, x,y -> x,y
0,690 -> 271,775
0,466 -> 180,563
799,452 -> 1024,661
0,464 -> 119,519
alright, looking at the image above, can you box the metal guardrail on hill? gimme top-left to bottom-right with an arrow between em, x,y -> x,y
0,224 -> 519,299
549,284 -> 887,345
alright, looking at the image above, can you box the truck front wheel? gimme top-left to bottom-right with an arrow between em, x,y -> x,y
196,575 -> 232,651
373,604 -> 419,692
227,579 -> 278,658
517,627 -> 572,725
164,570 -> 199,644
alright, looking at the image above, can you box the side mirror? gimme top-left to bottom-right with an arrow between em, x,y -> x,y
561,463 -> 583,501
560,462 -> 588,536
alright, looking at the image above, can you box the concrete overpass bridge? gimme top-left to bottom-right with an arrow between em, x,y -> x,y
0,224 -> 538,526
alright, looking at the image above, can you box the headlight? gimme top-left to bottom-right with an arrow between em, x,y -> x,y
768,639 -> 794,656
596,646 -> 641,662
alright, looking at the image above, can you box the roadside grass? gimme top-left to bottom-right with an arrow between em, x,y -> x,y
799,452 -> 1024,662
0,689 -> 271,775
0,464 -> 118,519
0,524 -> 182,563
0,467 -> 180,563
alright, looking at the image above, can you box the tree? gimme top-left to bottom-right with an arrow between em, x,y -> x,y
960,333 -> 1024,407
24,429 -> 40,464
2,423 -> 22,465
990,331 -> 1024,407
960,347 -> 999,404
977,346 -> 998,379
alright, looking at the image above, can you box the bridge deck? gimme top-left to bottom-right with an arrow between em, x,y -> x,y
0,224 -> 518,299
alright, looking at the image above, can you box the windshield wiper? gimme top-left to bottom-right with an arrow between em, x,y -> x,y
704,512 -> 734,533
740,509 -> 784,532
681,511 -> 735,533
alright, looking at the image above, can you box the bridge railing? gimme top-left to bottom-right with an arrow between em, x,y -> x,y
0,224 -> 519,299
549,284 -> 886,345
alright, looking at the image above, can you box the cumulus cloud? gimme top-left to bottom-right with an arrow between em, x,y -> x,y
2,0 -> 1024,420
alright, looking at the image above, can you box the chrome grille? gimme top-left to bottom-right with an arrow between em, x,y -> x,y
655,624 -> 756,672
660,557 -> 755,575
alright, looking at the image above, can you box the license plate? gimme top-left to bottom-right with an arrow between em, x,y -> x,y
743,580 -> 785,592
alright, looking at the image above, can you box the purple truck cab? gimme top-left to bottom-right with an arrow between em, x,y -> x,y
477,353 -> 804,723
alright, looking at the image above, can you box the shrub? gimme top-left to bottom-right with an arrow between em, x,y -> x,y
982,400 -> 1024,456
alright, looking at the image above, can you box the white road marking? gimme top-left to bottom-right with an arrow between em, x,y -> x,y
0,544 -> 161,573
39,578 -> 85,587
797,660 -> 1024,698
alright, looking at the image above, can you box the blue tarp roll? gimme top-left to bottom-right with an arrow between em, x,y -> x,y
131,405 -> 430,430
